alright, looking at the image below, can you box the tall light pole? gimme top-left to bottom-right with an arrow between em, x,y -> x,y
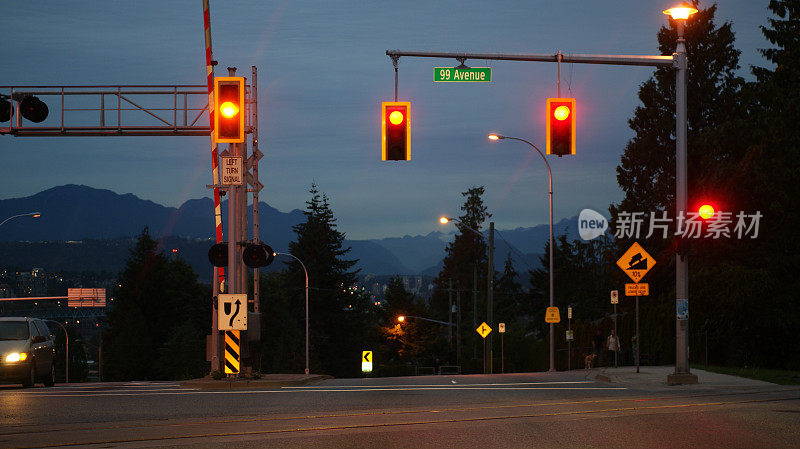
0,212 -> 41,228
440,216 -> 494,374
487,134 -> 555,372
664,2 -> 698,385
274,251 -> 310,375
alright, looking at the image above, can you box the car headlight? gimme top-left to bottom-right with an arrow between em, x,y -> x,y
5,352 -> 28,363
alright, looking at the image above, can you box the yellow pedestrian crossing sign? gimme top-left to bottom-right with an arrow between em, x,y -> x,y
616,242 -> 655,283
476,322 -> 492,338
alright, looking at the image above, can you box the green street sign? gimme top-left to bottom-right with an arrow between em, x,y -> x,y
434,67 -> 492,82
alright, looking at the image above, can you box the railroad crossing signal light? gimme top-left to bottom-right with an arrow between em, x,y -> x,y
214,77 -> 245,143
546,98 -> 576,156
208,242 -> 229,267
381,101 -> 411,161
242,243 -> 275,268
19,95 -> 49,123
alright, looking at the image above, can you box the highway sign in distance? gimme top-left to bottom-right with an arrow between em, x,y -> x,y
566,330 -> 574,341
218,294 -> 247,330
626,283 -> 649,296
499,322 -> 506,333
611,290 -> 619,304
434,67 -> 492,82
545,306 -> 561,323
476,322 -> 492,338
568,307 -> 572,319
616,242 -> 656,283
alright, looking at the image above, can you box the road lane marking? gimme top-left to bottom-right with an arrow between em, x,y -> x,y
10,386 -> 626,398
283,381 -> 596,388
6,395 -> 797,448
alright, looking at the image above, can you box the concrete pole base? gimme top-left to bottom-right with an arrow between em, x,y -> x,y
667,372 -> 699,385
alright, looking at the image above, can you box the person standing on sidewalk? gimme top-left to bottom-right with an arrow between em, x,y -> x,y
606,330 -> 621,368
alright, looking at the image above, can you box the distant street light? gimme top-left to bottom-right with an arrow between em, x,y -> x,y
273,251 -> 310,375
487,133 -> 556,372
0,212 -> 41,229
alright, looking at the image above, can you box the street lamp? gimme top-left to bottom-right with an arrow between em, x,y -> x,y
0,212 -> 41,228
663,2 -> 698,384
273,251 -> 310,375
487,133 -> 556,372
439,215 -> 495,374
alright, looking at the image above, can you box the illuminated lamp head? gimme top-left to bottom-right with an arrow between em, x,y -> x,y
220,101 -> 239,118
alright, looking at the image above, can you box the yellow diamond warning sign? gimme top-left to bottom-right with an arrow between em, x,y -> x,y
476,322 -> 492,339
616,242 -> 655,283
545,306 -> 560,323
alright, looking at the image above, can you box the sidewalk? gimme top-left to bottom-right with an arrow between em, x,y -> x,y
593,365 -> 777,390
180,373 -> 332,390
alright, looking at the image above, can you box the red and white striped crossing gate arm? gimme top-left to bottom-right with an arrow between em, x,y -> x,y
203,0 -> 225,287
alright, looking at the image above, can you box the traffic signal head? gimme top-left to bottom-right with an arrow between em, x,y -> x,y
546,98 -> 576,156
381,101 -> 411,161
208,242 -> 229,267
242,243 -> 275,269
214,77 -> 245,143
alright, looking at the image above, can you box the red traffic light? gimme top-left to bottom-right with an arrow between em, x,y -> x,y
546,98 -> 576,157
698,204 -> 715,220
381,101 -> 411,161
214,77 -> 245,143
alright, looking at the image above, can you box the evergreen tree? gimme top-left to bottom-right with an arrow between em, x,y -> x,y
612,1 -> 745,221
495,252 -> 525,320
377,277 -> 442,368
283,183 -> 369,377
430,186 -> 490,372
102,228 -> 209,380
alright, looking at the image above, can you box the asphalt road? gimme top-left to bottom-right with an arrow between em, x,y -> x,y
1,369 -> 799,448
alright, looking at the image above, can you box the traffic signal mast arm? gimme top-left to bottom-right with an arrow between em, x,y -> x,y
386,50 -> 675,68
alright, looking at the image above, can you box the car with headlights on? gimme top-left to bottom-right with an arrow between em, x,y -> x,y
0,317 -> 56,387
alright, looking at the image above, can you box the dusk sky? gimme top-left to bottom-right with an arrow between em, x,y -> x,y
1,1 -> 770,240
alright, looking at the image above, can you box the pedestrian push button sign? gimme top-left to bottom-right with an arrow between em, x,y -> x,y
616,242 -> 655,283
219,294 -> 247,331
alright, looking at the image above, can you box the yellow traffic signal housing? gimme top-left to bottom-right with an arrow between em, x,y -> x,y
214,77 -> 245,143
381,101 -> 411,161
546,98 -> 576,156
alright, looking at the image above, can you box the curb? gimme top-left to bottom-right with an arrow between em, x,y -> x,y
180,374 -> 332,390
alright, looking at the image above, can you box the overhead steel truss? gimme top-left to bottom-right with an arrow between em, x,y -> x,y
0,85 -> 211,137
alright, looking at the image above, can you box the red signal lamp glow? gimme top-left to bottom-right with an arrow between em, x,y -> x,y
553,105 -> 571,121
220,101 -> 239,118
389,110 -> 405,125
698,204 -> 715,220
